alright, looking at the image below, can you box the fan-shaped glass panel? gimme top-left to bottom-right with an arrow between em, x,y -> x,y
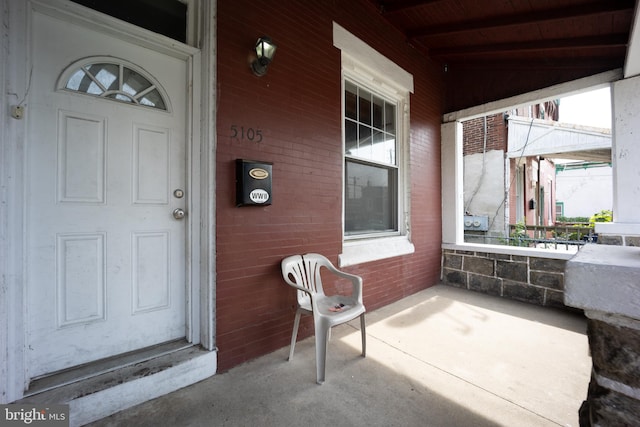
63,61 -> 167,111
139,89 -> 166,110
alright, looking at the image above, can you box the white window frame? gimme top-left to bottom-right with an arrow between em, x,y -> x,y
333,22 -> 415,267
343,77 -> 399,238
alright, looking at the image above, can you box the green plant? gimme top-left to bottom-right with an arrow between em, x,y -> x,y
566,230 -> 584,241
509,221 -> 529,247
589,210 -> 613,227
557,216 -> 590,223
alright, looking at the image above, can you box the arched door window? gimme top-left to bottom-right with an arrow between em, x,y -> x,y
58,57 -> 170,111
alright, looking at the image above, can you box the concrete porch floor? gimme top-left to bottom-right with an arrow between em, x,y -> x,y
87,284 -> 591,427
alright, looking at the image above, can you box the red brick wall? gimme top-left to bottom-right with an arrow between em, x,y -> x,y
462,114 -> 508,156
216,0 -> 445,371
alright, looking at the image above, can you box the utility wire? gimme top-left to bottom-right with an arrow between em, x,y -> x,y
464,116 -> 487,214
486,116 -> 535,232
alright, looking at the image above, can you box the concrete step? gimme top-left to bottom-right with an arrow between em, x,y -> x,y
18,343 -> 217,426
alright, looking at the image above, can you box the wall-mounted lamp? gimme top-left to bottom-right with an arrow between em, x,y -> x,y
251,36 -> 277,76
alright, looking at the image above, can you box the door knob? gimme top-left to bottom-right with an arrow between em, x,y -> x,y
173,208 -> 186,220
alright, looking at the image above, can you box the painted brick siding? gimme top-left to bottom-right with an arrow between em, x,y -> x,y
216,0 -> 445,371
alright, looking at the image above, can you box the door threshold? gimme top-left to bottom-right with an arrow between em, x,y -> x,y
18,344 -> 217,426
25,339 -> 192,397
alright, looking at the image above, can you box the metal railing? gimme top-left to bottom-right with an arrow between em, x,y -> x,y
507,223 -> 595,250
464,223 -> 596,250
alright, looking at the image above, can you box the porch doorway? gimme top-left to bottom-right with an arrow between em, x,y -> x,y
26,9 -> 190,380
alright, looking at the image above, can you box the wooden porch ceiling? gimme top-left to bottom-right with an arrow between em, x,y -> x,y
369,0 -> 637,111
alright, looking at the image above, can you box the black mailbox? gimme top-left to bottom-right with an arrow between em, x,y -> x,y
236,159 -> 272,206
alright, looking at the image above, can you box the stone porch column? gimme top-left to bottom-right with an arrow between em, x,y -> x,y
564,76 -> 640,425
565,244 -> 640,425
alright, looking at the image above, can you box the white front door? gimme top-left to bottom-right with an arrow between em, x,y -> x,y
26,10 -> 189,379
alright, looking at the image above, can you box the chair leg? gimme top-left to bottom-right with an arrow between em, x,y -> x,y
315,325 -> 330,385
288,311 -> 302,361
360,313 -> 366,357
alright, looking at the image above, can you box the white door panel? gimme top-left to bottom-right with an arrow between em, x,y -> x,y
27,10 -> 188,378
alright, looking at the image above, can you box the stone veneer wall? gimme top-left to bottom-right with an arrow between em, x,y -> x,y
579,318 -> 640,425
596,233 -> 640,247
442,249 -> 568,309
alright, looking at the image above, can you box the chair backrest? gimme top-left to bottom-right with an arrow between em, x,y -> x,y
281,254 -> 330,307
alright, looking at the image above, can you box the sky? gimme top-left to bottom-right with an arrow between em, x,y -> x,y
558,87 -> 612,129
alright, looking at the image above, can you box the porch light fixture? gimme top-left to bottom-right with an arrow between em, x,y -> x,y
251,36 -> 277,76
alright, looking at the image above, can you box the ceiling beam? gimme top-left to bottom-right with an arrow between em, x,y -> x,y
408,1 -> 635,39
378,0 -> 444,14
439,57 -> 625,71
443,69 -> 623,121
430,34 -> 629,58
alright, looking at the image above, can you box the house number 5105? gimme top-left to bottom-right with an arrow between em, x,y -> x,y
230,125 -> 263,143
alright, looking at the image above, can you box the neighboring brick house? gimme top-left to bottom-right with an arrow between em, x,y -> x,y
462,101 -> 559,243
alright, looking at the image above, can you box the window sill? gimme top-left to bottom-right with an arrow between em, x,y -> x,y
339,235 -> 415,267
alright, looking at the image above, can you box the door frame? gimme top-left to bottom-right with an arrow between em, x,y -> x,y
0,0 -> 217,402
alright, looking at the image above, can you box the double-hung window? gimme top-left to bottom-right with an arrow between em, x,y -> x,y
333,22 -> 415,266
344,81 -> 398,236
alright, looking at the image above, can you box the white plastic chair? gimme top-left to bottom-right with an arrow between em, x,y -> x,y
281,253 -> 366,384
